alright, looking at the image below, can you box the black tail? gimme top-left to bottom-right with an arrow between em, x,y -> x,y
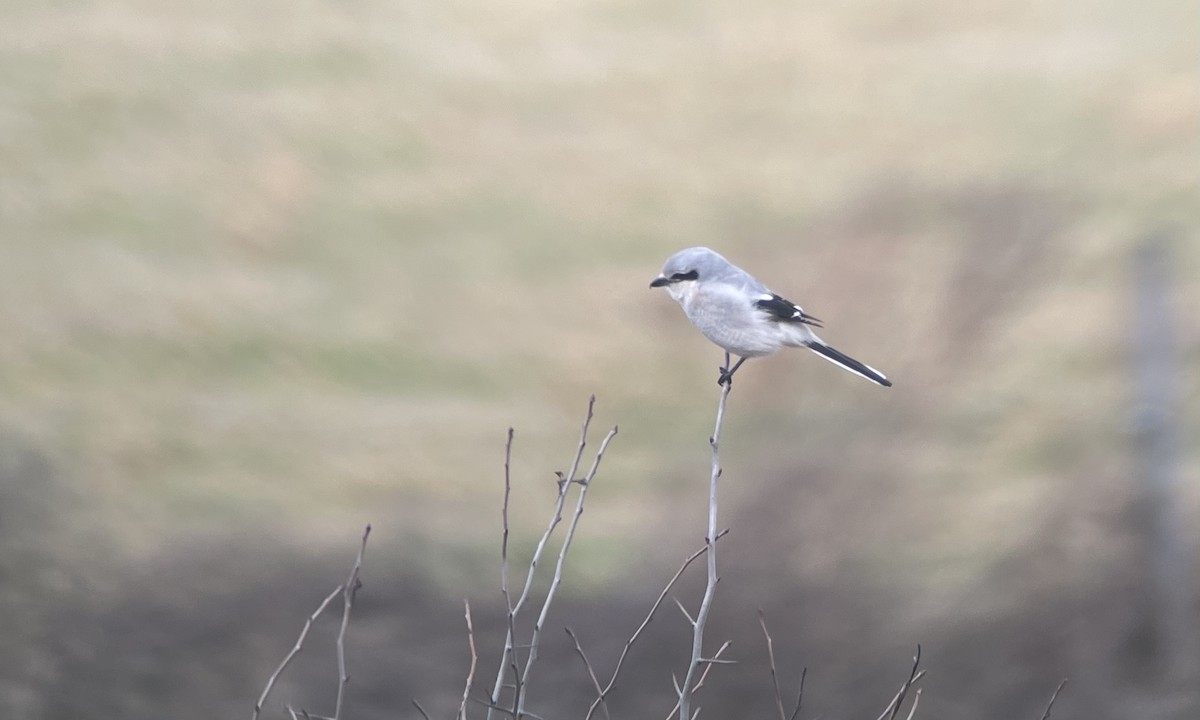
806,342 -> 892,387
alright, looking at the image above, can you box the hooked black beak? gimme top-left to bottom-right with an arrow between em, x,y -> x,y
649,276 -> 670,288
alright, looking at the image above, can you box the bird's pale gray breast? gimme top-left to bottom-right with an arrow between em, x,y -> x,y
683,282 -> 780,357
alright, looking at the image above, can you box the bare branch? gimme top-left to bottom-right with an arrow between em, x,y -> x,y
334,524 -> 371,720
757,610 -> 787,720
253,584 -> 343,720
583,531 -> 728,720
876,646 -> 925,720
412,699 -> 432,720
517,421 -> 618,716
677,353 -> 734,720
472,696 -> 546,720
491,422 -> 552,718
664,641 -> 732,720
566,396 -> 598,485
501,427 -> 514,615
788,667 -> 806,720
1038,679 -> 1068,720
673,597 -> 697,627
503,447 -> 573,717
904,687 -> 922,720
457,599 -> 478,720
489,397 -> 616,720
565,628 -> 610,720
496,428 -> 518,714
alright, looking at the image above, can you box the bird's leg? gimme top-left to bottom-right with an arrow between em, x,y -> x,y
717,354 -> 747,386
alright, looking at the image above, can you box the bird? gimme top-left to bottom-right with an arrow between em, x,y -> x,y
650,247 -> 892,388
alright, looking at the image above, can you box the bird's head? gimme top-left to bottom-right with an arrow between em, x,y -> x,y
649,247 -> 726,300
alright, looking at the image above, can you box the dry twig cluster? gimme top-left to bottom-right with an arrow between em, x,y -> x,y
252,388 -> 1066,719
484,396 -> 619,719
252,525 -> 370,720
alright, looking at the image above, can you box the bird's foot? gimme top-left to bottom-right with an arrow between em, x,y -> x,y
717,367 -> 734,387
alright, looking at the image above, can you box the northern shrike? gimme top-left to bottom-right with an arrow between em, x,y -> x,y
650,247 -> 892,387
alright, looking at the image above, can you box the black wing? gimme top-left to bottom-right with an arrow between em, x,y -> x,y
754,293 -> 823,328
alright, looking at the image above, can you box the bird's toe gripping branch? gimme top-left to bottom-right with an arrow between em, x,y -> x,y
716,354 -> 747,387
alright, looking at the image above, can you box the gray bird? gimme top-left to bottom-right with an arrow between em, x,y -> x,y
650,247 -> 892,387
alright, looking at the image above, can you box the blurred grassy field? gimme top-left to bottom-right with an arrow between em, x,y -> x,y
1,0 -> 1198,717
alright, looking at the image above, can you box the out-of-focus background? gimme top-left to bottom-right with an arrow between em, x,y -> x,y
1,0 -> 1197,718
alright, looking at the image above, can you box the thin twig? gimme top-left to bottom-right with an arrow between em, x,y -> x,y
788,667 -> 806,720
253,585 -> 344,720
517,420 -> 619,717
664,641 -> 732,720
412,699 -> 432,720
508,431 -> 577,718
673,597 -> 697,626
334,525 -> 371,720
875,646 -> 925,720
490,425 -> 532,717
500,428 -> 518,714
755,611 -> 806,720
583,530 -> 728,720
472,696 -> 547,720
501,426 -> 515,611
757,610 -> 787,720
904,687 -> 922,720
1038,679 -> 1068,720
458,599 -> 478,720
507,452 -> 574,719
678,353 -> 734,720
489,396 -> 606,720
565,628 -> 610,720
692,642 -> 731,694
